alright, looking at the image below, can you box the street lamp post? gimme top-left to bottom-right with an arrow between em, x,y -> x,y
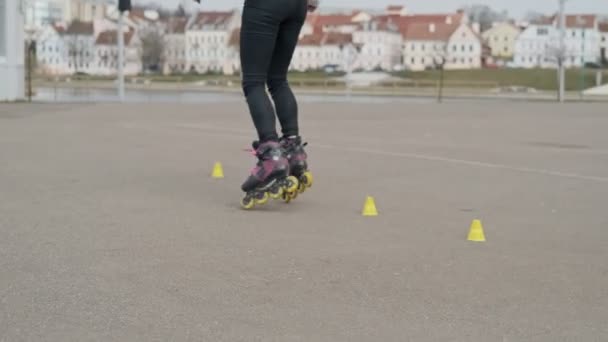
117,0 -> 131,102
558,0 -> 566,102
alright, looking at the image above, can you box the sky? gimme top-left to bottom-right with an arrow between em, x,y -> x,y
140,0 -> 608,19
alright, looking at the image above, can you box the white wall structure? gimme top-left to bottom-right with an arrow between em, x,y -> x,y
513,24 -> 555,68
185,10 -> 241,74
445,24 -> 483,70
291,32 -> 355,72
63,21 -> 95,74
600,23 -> 608,64
93,29 -> 141,76
403,23 -> 453,71
353,20 -> 402,71
163,18 -> 188,74
36,23 -> 68,75
0,0 -> 26,101
403,22 -> 482,71
514,15 -> 602,69
25,0 -> 64,31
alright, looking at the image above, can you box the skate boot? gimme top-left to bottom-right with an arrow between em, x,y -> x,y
240,140 -> 299,209
280,136 -> 313,202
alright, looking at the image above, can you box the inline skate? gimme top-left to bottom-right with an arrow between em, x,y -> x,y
241,140 -> 299,209
279,136 -> 313,202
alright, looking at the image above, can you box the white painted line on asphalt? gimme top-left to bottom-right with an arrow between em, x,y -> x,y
316,144 -> 608,184
168,123 -> 608,184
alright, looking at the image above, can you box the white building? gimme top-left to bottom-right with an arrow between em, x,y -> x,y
403,22 -> 482,70
601,23 -> 608,64
353,20 -> 402,71
514,15 -> 601,69
93,29 -> 141,76
63,20 -> 96,74
36,23 -> 68,75
403,23 -> 453,71
306,12 -> 364,34
25,0 -> 64,31
513,24 -> 555,68
291,32 -> 356,72
64,0 -> 108,23
163,18 -> 188,74
185,10 -> 241,74
445,24 -> 483,69
561,15 -> 601,67
1,0 -> 25,101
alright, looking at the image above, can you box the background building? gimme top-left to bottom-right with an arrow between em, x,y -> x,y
25,0 -> 65,31
0,0 -> 25,101
482,22 -> 521,59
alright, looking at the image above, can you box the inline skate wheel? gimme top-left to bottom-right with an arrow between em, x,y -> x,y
285,176 -> 299,193
268,183 -> 284,199
255,191 -> 269,205
241,196 -> 255,210
301,171 -> 313,188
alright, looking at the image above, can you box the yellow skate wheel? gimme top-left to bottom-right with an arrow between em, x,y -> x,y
241,197 -> 255,210
282,191 -> 292,203
269,185 -> 283,199
255,192 -> 269,205
302,171 -> 313,188
285,176 -> 299,193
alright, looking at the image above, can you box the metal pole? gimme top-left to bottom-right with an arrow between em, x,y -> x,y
118,11 -> 125,102
558,0 -> 566,102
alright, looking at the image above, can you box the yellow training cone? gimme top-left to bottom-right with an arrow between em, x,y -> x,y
467,219 -> 486,242
211,162 -> 224,179
362,196 -> 378,216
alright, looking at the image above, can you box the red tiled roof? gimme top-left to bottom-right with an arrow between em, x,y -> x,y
537,14 -> 597,28
95,30 -> 135,45
53,24 -> 66,34
166,18 -> 187,34
599,23 -> 608,33
403,22 -> 459,41
299,32 -> 353,46
566,14 -> 596,28
65,21 -> 94,35
375,13 -> 464,37
190,11 -> 235,29
306,13 -> 359,28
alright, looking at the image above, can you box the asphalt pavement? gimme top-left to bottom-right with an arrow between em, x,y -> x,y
1,100 -> 607,341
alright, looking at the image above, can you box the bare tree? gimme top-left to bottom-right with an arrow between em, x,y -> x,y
140,28 -> 165,73
462,4 -> 509,32
66,36 -> 84,73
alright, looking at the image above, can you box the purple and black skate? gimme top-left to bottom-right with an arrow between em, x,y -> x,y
241,140 -> 299,209
280,136 -> 313,200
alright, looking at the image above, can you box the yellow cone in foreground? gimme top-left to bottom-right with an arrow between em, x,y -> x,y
362,196 -> 378,216
211,162 -> 224,179
467,219 -> 486,242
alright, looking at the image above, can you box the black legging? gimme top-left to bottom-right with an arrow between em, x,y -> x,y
240,0 -> 308,143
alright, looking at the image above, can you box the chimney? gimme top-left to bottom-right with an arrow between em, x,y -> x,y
472,22 -> 480,33
446,16 -> 453,25
429,23 -> 436,33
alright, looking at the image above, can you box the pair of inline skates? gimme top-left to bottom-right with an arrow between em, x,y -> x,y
240,136 -> 313,210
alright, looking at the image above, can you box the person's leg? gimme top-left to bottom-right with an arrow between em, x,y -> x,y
240,1 -> 281,142
266,0 -> 308,138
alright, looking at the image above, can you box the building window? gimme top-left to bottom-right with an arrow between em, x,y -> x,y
470,45 -> 473,52
461,45 -> 465,52
411,57 -> 415,64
